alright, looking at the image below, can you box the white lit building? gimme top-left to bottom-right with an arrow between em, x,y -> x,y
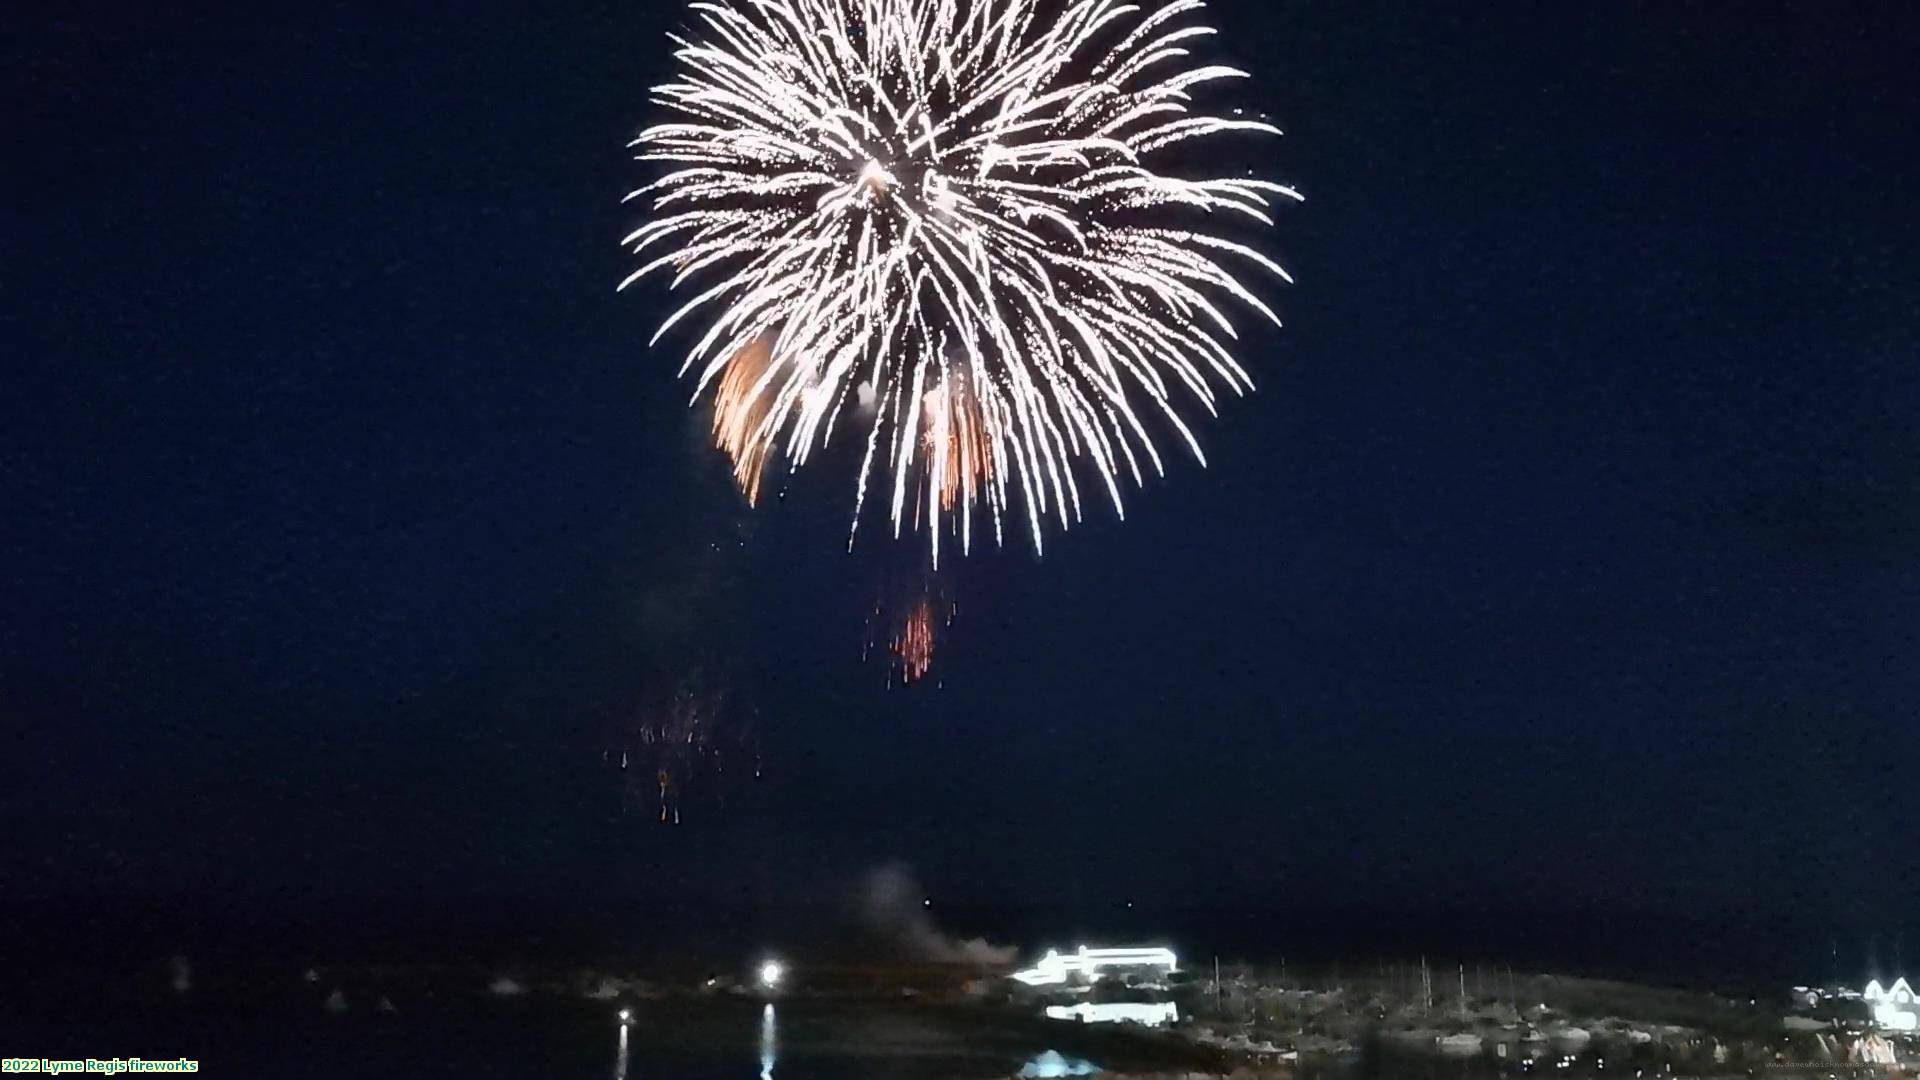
1011,946 -> 1178,987
1863,978 -> 1917,1031
1045,1001 -> 1180,1026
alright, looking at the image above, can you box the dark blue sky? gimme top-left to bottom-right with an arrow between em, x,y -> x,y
6,0 -> 1917,958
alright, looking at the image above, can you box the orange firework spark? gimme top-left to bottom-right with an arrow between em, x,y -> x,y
710,334 -> 778,504
862,574 -> 959,686
919,375 -> 997,539
893,596 -> 936,684
717,338 -> 999,559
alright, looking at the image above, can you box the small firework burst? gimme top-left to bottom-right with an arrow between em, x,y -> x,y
609,673 -> 762,823
894,596 -> 938,683
864,579 -> 957,687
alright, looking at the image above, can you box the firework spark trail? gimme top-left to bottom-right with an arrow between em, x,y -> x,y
920,373 -> 994,519
861,577 -> 956,686
614,677 -> 762,823
625,0 -> 1298,563
893,595 -> 938,684
710,333 -> 782,504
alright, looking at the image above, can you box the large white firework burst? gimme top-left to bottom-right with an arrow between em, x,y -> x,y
623,0 -> 1298,563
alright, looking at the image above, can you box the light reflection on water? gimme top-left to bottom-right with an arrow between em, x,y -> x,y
1017,1049 -> 1100,1077
759,1004 -> 777,1080
607,1006 -> 777,1078
597,1000 -> 1134,1079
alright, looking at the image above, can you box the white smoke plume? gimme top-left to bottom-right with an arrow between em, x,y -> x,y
859,862 -> 1016,967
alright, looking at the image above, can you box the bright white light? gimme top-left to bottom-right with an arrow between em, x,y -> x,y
1044,1001 -> 1179,1026
617,1007 -> 633,1024
759,960 -> 784,989
1012,945 -> 1178,987
1019,1050 -> 1100,1077
760,1003 -> 778,1079
1873,1001 -> 1918,1031
1865,977 -> 1915,1004
858,160 -> 892,191
1865,978 -> 1918,1029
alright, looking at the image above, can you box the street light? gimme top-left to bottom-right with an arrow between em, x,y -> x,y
759,960 -> 784,990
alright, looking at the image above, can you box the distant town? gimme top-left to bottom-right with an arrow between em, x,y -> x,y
991,943 -> 1920,1076
198,938 -> 1920,1078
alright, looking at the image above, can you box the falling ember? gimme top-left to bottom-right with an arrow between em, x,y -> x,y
921,375 -> 997,527
609,674 -> 762,824
862,578 -> 959,687
657,769 -> 679,825
894,597 -> 937,684
710,334 -> 781,505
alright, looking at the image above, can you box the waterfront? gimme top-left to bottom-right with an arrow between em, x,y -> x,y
7,998 -> 1175,1079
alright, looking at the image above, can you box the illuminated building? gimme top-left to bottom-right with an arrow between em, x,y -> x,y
1044,1001 -> 1180,1026
1011,946 -> 1178,987
1863,978 -> 1917,1031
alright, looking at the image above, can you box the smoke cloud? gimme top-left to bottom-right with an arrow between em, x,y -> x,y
857,862 -> 1017,967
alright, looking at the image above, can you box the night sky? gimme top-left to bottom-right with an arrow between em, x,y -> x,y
7,2 -> 1917,968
